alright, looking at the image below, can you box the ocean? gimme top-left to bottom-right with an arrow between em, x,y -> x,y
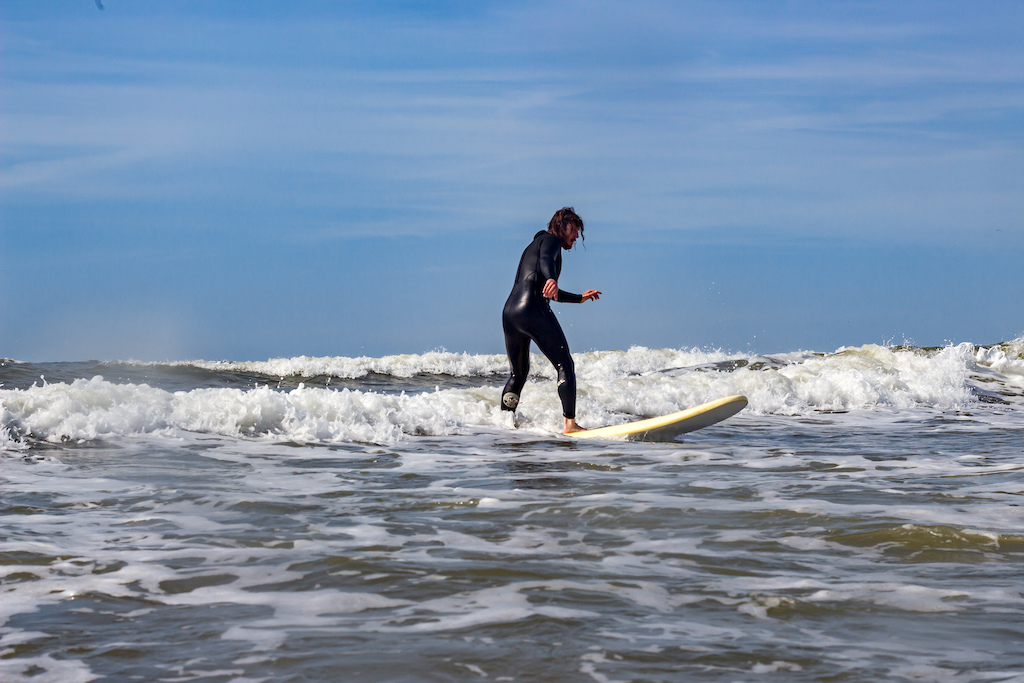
2,340 -> 1023,682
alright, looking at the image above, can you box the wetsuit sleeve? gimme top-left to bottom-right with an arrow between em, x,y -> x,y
538,233 -> 583,303
537,234 -> 561,282
556,289 -> 584,304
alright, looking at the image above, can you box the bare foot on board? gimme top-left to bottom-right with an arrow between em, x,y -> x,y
563,418 -> 586,434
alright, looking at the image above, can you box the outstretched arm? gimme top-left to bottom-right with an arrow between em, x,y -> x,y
543,279 -> 601,303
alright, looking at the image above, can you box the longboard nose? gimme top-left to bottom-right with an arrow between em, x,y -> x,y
569,395 -> 748,441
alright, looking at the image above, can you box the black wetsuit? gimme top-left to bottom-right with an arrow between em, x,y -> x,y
502,230 -> 583,418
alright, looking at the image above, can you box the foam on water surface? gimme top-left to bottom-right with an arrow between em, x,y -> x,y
2,340 -> 1021,449
3,430 -> 1023,680
1,341 -> 1022,681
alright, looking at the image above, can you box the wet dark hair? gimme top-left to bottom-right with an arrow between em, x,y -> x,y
547,207 -> 584,246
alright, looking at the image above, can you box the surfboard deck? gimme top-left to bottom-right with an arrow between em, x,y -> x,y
568,394 -> 748,442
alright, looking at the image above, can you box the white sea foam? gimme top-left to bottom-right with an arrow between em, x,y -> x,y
0,406 -> 27,452
1,385 -> 1021,681
2,341 -> 1021,449
0,655 -> 98,683
975,338 -> 1024,389
144,346 -> 753,380
158,350 -> 511,379
0,378 -> 459,446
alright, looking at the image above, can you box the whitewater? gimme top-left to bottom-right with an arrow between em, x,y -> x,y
2,340 -> 1023,682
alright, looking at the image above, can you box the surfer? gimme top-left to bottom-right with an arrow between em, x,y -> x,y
501,207 -> 602,434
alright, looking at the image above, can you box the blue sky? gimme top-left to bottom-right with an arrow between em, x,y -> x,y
2,1 -> 1022,361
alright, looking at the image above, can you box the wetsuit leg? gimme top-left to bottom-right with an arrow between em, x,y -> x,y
502,317 -> 531,411
503,289 -> 577,419
529,310 -> 576,419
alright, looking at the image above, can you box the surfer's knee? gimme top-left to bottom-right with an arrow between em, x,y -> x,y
555,361 -> 575,390
501,392 -> 520,412
557,354 -> 575,380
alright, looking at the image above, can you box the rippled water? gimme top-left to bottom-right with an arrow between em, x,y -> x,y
2,342 -> 1023,682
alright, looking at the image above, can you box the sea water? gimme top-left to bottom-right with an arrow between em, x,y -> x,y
1,340 -> 1023,682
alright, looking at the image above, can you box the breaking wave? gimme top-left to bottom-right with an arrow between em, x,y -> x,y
2,340 -> 1022,449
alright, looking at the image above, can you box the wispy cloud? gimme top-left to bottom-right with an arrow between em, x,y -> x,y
3,1 -> 1022,242
2,1 -> 1023,358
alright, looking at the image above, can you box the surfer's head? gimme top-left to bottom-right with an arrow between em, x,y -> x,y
548,207 -> 584,250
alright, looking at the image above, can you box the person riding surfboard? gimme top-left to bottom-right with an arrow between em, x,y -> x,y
501,207 -> 601,434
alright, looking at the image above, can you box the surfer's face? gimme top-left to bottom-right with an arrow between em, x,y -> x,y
562,226 -> 580,249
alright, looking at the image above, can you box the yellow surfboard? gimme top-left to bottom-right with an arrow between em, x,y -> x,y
569,394 -> 748,442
